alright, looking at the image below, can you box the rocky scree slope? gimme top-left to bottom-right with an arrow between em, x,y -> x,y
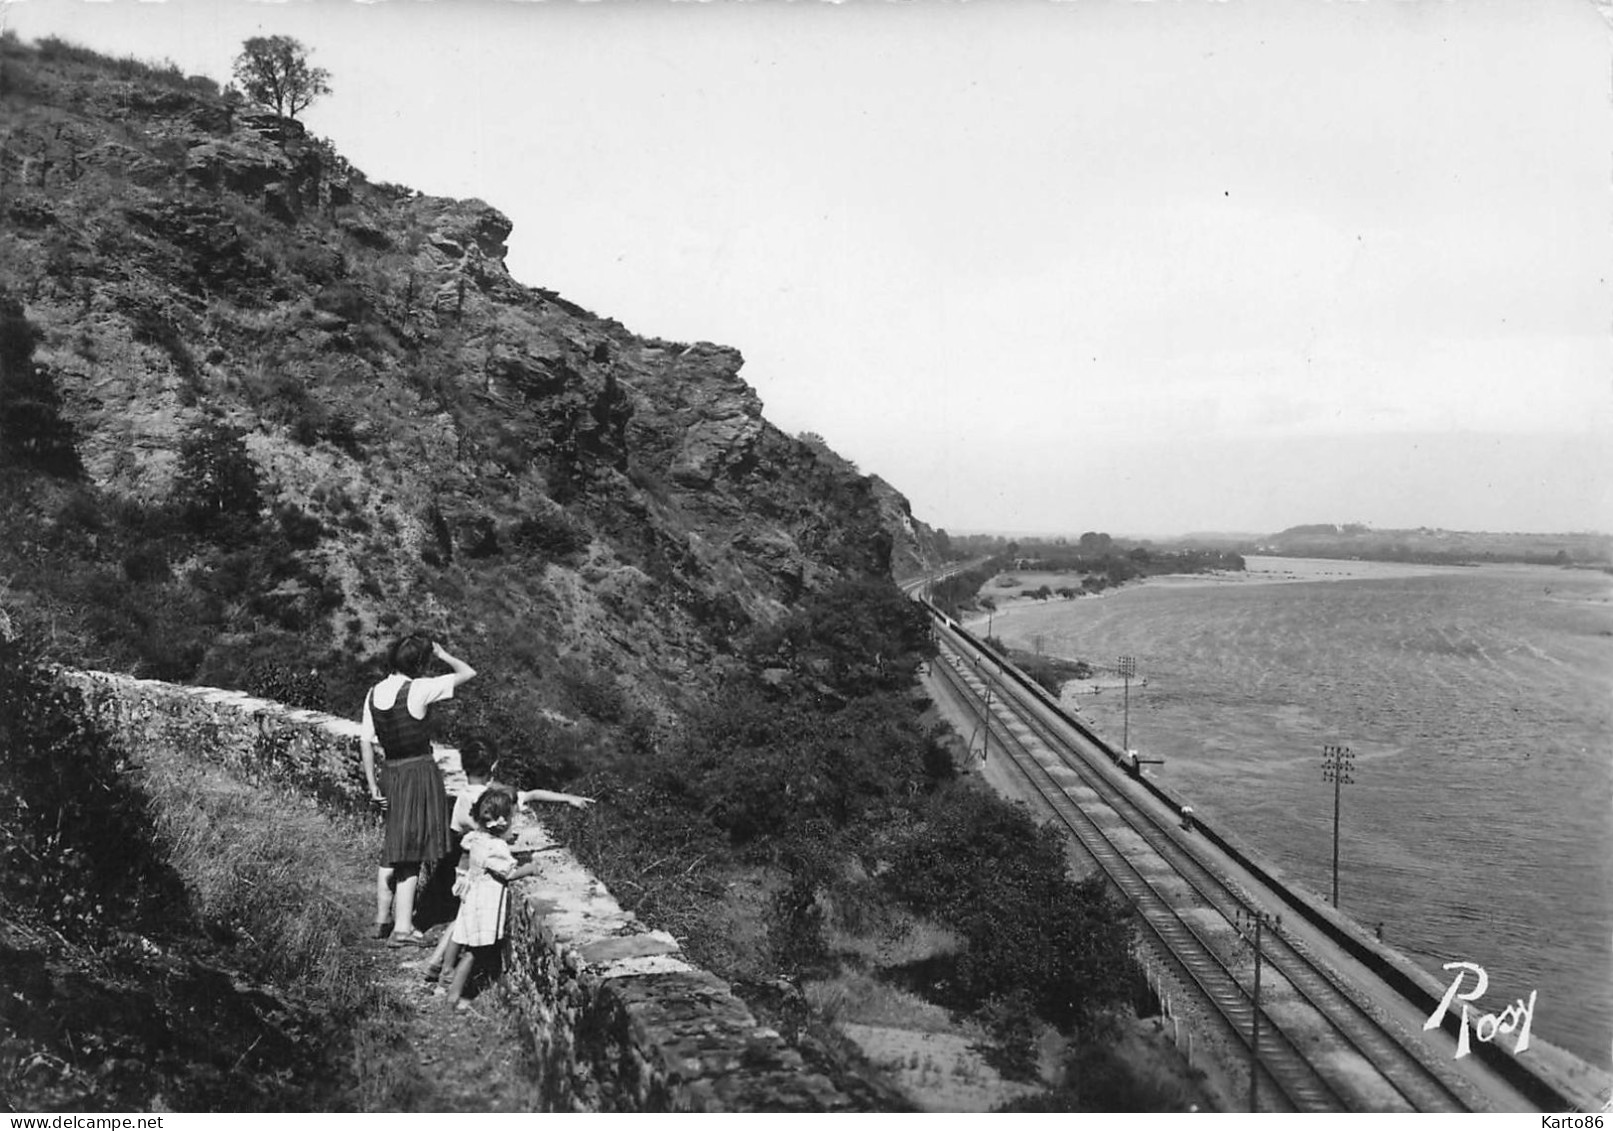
0,37 -> 940,753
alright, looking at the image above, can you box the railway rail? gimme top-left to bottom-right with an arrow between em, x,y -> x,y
923,606 -> 1480,1112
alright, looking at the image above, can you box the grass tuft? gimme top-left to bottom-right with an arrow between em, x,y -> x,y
145,764 -> 382,1010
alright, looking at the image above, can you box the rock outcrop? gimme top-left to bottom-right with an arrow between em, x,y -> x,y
0,37 -> 941,736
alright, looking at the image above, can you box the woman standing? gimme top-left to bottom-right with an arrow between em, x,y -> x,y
361,633 -> 476,947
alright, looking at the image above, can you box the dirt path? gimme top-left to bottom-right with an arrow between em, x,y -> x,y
313,822 -> 548,1112
150,745 -> 548,1112
346,925 -> 545,1112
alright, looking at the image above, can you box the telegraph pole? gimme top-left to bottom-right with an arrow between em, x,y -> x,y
980,680 -> 994,762
1118,655 -> 1137,752
1322,745 -> 1355,907
1234,908 -> 1280,1111
972,653 -> 995,764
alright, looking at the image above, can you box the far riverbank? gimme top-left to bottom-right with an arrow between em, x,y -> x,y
964,556 -> 1491,684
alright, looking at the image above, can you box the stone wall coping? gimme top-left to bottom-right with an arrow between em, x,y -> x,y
79,668 -> 366,734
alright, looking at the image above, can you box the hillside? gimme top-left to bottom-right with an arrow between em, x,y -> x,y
0,34 -> 940,756
0,40 -> 1200,1114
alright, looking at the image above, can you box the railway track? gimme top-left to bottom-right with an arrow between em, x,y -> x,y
927,617 -> 1477,1113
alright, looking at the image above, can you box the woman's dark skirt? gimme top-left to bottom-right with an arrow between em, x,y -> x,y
380,756 -> 451,867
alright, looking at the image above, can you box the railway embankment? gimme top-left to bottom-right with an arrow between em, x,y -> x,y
1128,763 -> 1606,1112
49,666 -> 861,1112
926,608 -> 1611,1114
1143,776 -> 1595,1105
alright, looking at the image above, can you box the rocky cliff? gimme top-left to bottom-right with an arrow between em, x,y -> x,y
0,37 -> 940,753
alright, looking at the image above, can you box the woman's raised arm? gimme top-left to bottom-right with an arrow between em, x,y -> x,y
431,641 -> 477,688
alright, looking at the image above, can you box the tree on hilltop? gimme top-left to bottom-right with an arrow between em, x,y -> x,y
231,36 -> 330,121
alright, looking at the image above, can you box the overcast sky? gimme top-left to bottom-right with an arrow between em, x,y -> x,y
6,0 -> 1610,537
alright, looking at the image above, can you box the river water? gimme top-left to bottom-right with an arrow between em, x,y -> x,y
984,556 -> 1613,1068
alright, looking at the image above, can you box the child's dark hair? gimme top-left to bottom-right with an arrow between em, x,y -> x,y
388,633 -> 432,677
472,788 -> 514,830
459,737 -> 496,780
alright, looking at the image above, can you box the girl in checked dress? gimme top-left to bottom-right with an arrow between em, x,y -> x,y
420,740 -> 593,988
445,789 -> 540,1010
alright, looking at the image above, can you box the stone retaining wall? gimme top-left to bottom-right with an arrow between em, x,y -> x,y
55,668 -> 859,1113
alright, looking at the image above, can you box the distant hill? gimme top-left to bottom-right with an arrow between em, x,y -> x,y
1256,525 -> 1613,566
948,525 -> 1612,569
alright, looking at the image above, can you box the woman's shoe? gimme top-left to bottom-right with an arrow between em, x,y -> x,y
387,929 -> 430,948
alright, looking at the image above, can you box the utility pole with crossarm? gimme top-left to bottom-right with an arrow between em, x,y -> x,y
1322,744 -> 1355,908
1234,907 -> 1281,1111
1118,655 -> 1137,752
